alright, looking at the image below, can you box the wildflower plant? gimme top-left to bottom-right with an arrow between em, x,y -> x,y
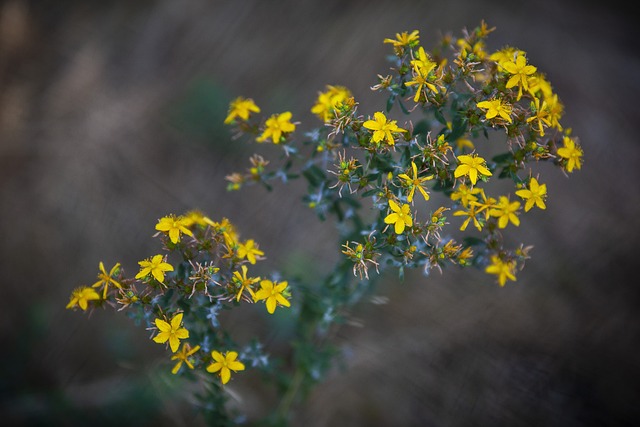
67,22 -> 583,425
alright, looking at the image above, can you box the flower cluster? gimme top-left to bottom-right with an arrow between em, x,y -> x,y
70,21 -> 583,424
223,21 -> 583,287
67,211 -> 291,384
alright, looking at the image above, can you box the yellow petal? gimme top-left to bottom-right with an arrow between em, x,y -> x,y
220,367 -> 231,384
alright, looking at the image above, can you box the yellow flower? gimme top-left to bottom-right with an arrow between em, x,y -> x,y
557,136 -> 583,172
254,279 -> 291,314
454,154 -> 492,185
224,97 -> 260,124
232,265 -> 260,302
155,215 -> 194,244
397,161 -> 433,203
66,286 -> 100,311
410,46 -> 436,74
501,52 -> 537,100
206,351 -> 245,384
91,262 -> 122,299
476,98 -> 513,123
135,254 -> 174,284
311,85 -> 352,122
405,65 -> 438,102
171,343 -> 201,374
362,112 -> 405,146
450,183 -> 483,208
489,196 -> 521,228
237,239 -> 264,264
485,255 -> 517,286
383,30 -> 420,49
256,112 -> 295,144
153,313 -> 189,353
384,200 -> 413,234
515,177 -> 547,211
526,96 -> 552,137
453,205 -> 483,231
489,47 -> 525,67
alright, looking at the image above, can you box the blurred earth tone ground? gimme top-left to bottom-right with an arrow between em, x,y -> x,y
1,0 -> 639,425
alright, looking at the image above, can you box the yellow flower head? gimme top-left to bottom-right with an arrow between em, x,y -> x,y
397,161 -> 433,203
171,343 -> 201,374
66,286 -> 100,311
237,239 -> 264,264
501,52 -> 537,100
489,196 -> 521,228
256,112 -> 296,144
384,199 -> 413,234
383,30 -> 420,51
153,313 -> 189,353
92,262 -> 122,299
206,351 -> 245,384
254,279 -> 291,314
557,136 -> 583,173
476,98 -> 512,124
232,265 -> 260,302
454,154 -> 492,185
135,254 -> 174,284
515,177 -> 547,212
155,215 -> 194,244
311,85 -> 352,122
485,255 -> 517,286
224,97 -> 260,124
450,183 -> 483,208
362,112 -> 405,146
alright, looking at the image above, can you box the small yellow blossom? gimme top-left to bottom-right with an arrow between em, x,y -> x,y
450,184 -> 483,208
206,351 -> 245,384
256,112 -> 295,144
383,30 -> 420,50
155,215 -> 194,244
92,262 -> 122,299
405,65 -> 438,102
384,200 -> 413,234
363,112 -> 405,146
453,205 -> 483,231
489,47 -> 525,67
545,93 -> 564,130
311,85 -> 352,122
454,154 -> 492,185
254,279 -> 291,314
489,196 -> 521,228
526,96 -> 552,136
502,52 -> 537,100
237,239 -> 264,264
153,313 -> 189,353
224,97 -> 260,124
135,254 -> 174,284
398,161 -> 433,203
232,265 -> 260,302
410,46 -> 436,74
515,177 -> 547,211
470,190 -> 497,220
527,73 -> 553,99
183,210 -> 209,227
171,343 -> 200,374
485,255 -> 517,286
477,98 -> 513,123
557,136 -> 583,172
66,286 -> 100,311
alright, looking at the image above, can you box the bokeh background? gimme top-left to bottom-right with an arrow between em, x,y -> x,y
1,0 -> 639,425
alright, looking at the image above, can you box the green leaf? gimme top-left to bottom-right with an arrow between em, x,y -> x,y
386,95 -> 396,113
434,108 -> 447,125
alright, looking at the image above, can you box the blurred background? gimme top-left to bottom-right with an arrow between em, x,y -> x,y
1,0 -> 638,425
